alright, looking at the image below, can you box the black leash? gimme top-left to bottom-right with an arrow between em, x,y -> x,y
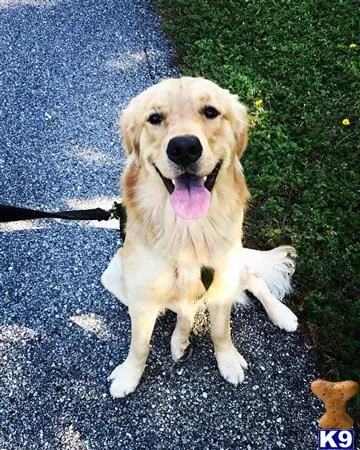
0,202 -> 127,241
0,204 -> 111,222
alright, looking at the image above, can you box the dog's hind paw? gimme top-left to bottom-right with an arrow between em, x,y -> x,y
215,346 -> 248,385
171,329 -> 192,362
268,301 -> 298,332
108,362 -> 143,398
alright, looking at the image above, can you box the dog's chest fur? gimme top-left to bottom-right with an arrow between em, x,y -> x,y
142,195 -> 244,265
172,264 -> 211,302
124,220 -> 243,307
122,164 -> 247,305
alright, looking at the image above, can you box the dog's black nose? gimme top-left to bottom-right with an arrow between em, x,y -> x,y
166,135 -> 203,166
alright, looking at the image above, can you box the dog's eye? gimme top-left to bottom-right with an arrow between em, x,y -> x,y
202,106 -> 220,119
148,113 -> 164,125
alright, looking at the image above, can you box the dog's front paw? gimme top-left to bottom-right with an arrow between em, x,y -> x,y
108,362 -> 143,398
267,301 -> 298,332
215,346 -> 248,385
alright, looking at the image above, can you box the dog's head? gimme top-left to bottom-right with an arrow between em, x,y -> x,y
120,77 -> 248,220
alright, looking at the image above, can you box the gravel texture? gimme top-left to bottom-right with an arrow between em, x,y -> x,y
0,1 -> 326,449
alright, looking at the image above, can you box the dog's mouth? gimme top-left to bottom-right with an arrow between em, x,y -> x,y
154,161 -> 222,220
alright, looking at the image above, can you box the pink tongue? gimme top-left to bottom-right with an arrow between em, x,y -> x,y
170,174 -> 211,220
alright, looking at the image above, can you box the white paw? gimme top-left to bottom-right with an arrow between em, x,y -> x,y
267,301 -> 298,332
215,346 -> 248,385
108,362 -> 143,398
171,330 -> 190,361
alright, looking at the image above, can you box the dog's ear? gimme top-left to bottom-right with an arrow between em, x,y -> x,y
230,96 -> 249,159
120,98 -> 141,160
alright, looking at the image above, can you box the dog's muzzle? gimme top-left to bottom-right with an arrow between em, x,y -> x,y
154,160 -> 222,221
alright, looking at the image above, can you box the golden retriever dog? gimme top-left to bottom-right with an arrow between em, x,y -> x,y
101,77 -> 298,398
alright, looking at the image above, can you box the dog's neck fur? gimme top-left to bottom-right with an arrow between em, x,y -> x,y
122,159 -> 249,269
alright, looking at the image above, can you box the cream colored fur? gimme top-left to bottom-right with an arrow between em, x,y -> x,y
101,77 -> 298,398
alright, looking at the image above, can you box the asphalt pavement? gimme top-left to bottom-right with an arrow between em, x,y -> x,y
0,1 -> 324,449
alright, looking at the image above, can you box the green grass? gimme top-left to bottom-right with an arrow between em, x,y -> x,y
153,0 -> 360,419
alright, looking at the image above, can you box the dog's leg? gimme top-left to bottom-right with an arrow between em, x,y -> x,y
208,299 -> 248,385
171,303 -> 197,361
247,274 -> 298,332
101,249 -> 128,306
109,306 -> 159,398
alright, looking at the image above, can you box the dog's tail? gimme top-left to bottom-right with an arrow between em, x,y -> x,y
236,245 -> 297,305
